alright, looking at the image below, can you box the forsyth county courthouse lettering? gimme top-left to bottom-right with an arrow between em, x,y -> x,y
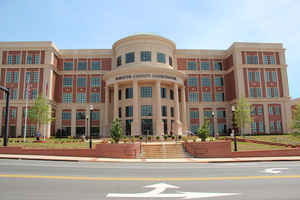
0,34 -> 293,138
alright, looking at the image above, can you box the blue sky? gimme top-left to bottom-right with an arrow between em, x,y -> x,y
1,0 -> 299,98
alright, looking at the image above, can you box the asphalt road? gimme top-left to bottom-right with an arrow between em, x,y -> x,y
0,159 -> 299,200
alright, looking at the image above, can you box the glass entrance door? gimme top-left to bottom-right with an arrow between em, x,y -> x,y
125,119 -> 132,136
141,119 -> 153,135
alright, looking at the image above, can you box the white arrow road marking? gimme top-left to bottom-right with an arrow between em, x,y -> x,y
143,183 -> 179,194
106,183 -> 239,199
263,168 -> 288,174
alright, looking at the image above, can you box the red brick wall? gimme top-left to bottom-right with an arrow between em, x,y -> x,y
277,68 -> 283,97
0,69 -> 6,99
223,55 -> 233,70
224,71 -> 236,101
2,51 -> 7,64
243,68 -> 249,97
184,141 -> 232,158
39,68 -> 44,95
41,51 -> 45,64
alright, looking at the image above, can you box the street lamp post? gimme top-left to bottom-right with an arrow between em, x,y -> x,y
232,105 -> 238,152
0,86 -> 10,146
212,111 -> 215,137
89,105 -> 94,149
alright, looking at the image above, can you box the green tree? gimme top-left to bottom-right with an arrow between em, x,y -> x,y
28,95 -> 54,136
291,103 -> 300,134
110,118 -> 123,143
197,118 -> 210,142
234,97 -> 251,136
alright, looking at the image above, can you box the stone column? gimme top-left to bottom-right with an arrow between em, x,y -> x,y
113,83 -> 118,120
263,104 -> 270,134
104,85 -> 109,136
132,80 -> 139,136
174,83 -> 182,135
155,81 -> 162,136
16,106 -> 23,137
71,108 -> 76,136
181,86 -> 187,133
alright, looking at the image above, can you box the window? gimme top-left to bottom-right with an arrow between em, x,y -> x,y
161,106 -> 167,117
188,77 -> 198,87
7,55 -> 13,64
91,61 -> 101,70
189,92 -> 199,102
157,52 -> 166,63
190,125 -> 200,133
141,87 -> 152,97
62,112 -> 71,120
201,77 -> 211,87
126,88 -> 133,99
277,121 -> 282,131
259,121 -> 264,132
140,51 -> 151,62
161,88 -> 167,98
77,61 -> 87,70
76,112 -> 85,120
125,52 -> 135,63
258,106 -> 263,115
275,105 -> 281,115
200,62 -> 210,70
255,71 -> 260,82
118,89 -> 122,100
77,77 -> 86,87
117,56 -> 122,67
90,93 -> 100,103
6,72 -> 12,83
214,62 -> 222,70
267,88 -> 272,97
11,89 -> 18,100
274,88 -> 279,97
31,89 -> 38,99
170,89 -> 174,100
27,56 -> 32,64
91,77 -> 100,87
204,110 -> 212,118
246,55 -> 258,64
76,93 -> 87,103
16,55 -> 21,64
126,106 -> 133,117
13,72 -> 19,83
63,93 -> 73,103
11,109 -> 17,119
272,71 -> 277,82
25,72 -> 31,83
217,110 -> 226,118
35,55 -> 40,64
251,106 -> 256,115
202,92 -> 212,102
269,106 -> 273,115
63,77 -> 73,87
141,105 -> 152,116
256,88 -> 262,97
190,110 -> 199,119
218,123 -> 226,135
214,77 -> 224,86
33,72 -> 39,83
266,71 -> 271,82
248,72 -> 253,81
264,55 -> 275,64
215,93 -> 224,102
251,122 -> 257,134
169,56 -> 173,66
170,107 -> 174,117
119,107 -> 122,118
270,121 -> 275,132
250,88 -> 255,97
188,61 -> 197,70
91,111 -> 100,120
64,62 -> 73,70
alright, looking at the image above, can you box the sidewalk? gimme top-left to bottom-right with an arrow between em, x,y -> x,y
1,154 -> 300,163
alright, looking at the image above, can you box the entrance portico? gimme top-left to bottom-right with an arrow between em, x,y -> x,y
104,66 -> 186,136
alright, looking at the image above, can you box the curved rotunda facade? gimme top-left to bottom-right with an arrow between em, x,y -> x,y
0,34 -> 292,137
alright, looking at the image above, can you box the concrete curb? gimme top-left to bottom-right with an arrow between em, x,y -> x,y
1,154 -> 300,163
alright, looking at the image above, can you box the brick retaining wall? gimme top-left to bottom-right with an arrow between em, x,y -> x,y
0,143 -> 140,159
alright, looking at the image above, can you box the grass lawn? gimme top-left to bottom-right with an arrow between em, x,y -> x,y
233,141 -> 287,151
242,134 -> 300,146
0,138 -> 101,149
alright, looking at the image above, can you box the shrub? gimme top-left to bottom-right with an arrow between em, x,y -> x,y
156,136 -> 160,141
197,119 -> 210,142
110,118 -> 123,143
147,135 -> 152,141
178,135 -> 182,140
123,137 -> 129,143
171,135 -> 175,140
192,136 -> 198,142
164,135 -> 168,141
139,136 -> 143,141
182,136 -> 188,142
130,136 -> 136,143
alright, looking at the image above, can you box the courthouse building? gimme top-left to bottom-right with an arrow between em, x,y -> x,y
0,34 -> 293,137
